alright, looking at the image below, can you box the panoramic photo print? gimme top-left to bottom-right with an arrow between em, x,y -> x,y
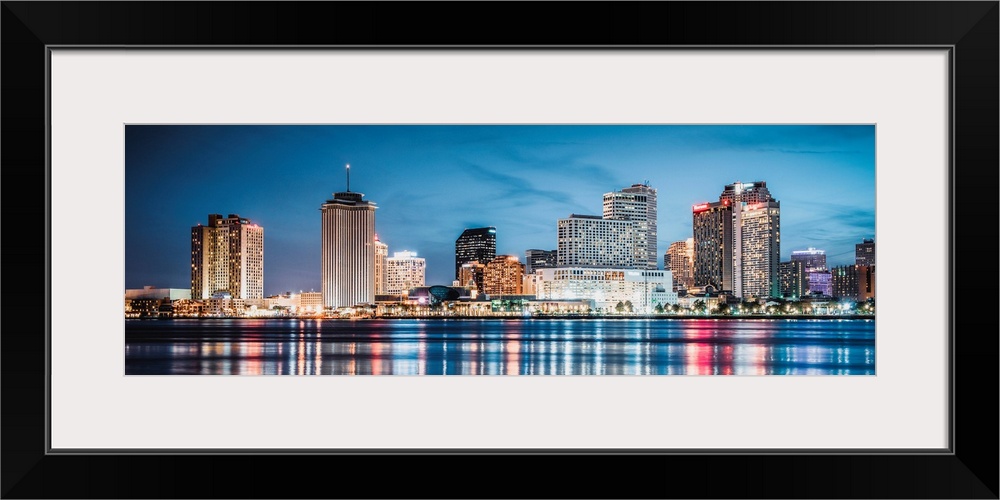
125,124 -> 876,375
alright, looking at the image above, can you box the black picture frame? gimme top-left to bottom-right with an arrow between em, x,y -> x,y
2,2 -> 996,498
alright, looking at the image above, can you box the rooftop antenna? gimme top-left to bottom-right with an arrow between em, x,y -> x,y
346,163 -> 350,192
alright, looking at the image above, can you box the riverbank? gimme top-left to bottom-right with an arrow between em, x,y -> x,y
127,314 -> 875,321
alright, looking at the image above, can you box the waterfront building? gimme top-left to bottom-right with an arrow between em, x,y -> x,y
557,214 -> 634,268
535,267 -> 677,313
374,235 -> 388,296
778,260 -> 806,299
320,168 -> 378,308
665,238 -> 695,292
523,270 -> 544,296
735,201 -> 781,299
831,264 -> 876,301
692,201 -> 733,292
484,255 -> 525,297
386,250 -> 426,296
791,247 -> 829,296
524,249 -> 558,274
855,238 -> 876,267
603,183 -> 658,269
190,214 -> 263,300
458,261 -> 487,295
692,181 -> 781,299
455,227 -> 497,280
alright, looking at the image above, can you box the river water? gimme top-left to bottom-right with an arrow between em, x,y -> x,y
125,318 -> 875,375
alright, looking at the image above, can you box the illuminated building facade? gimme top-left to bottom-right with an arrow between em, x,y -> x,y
321,182 -> 377,308
484,255 -> 525,296
191,213 -> 264,300
536,268 -> 677,312
832,264 -> 876,301
855,238 -> 876,267
374,235 -> 388,296
692,181 -> 781,298
603,183 -> 658,269
778,260 -> 806,299
386,250 -> 426,296
557,214 -> 634,268
455,227 -> 496,280
692,201 -> 733,291
524,249 -> 558,274
458,261 -> 487,295
735,201 -> 781,298
791,247 -> 829,296
665,238 -> 695,291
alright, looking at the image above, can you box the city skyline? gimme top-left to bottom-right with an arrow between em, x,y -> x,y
125,125 -> 875,295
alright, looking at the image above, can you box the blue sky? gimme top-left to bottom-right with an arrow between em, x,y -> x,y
125,125 -> 875,295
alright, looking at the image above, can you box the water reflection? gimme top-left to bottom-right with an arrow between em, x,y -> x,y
125,318 -> 875,375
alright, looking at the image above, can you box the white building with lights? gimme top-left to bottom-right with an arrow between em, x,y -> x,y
535,267 -> 677,313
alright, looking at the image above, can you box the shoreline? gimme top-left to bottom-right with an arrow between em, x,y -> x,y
126,314 -> 875,321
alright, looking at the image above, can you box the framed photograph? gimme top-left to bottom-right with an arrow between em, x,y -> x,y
3,2 -> 996,498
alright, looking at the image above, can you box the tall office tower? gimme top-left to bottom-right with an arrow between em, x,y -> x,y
603,183 -> 658,269
385,250 -> 426,296
373,234 -> 388,296
524,249 -> 558,274
191,214 -> 264,300
484,255 -> 525,296
735,201 -> 781,298
557,214 -> 635,268
692,201 -> 733,291
855,238 -> 876,266
455,227 -> 496,280
778,260 -> 806,299
458,261 -> 487,295
321,166 -> 377,308
665,238 -> 695,292
791,247 -> 829,296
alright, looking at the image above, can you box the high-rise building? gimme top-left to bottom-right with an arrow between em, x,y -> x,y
791,247 -> 828,297
321,168 -> 377,308
665,238 -> 695,292
692,181 -> 780,298
525,249 -> 558,274
557,214 -> 634,268
455,227 -> 496,280
791,247 -> 827,272
484,255 -> 525,296
856,238 -> 875,267
191,214 -> 263,300
386,250 -> 426,296
603,183 -> 658,269
831,264 -> 875,301
692,201 -> 733,292
374,235 -> 388,296
778,260 -> 806,299
735,201 -> 781,298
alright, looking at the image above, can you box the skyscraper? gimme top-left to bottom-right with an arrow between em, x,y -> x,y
791,247 -> 830,296
603,183 -> 658,269
778,260 -> 806,299
191,214 -> 264,300
692,181 -> 780,298
557,214 -> 634,268
665,238 -> 695,292
692,201 -> 733,291
455,227 -> 496,280
386,250 -> 426,296
374,234 -> 388,296
321,166 -> 377,308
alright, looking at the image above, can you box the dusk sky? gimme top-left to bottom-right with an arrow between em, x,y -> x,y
125,125 -> 875,295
